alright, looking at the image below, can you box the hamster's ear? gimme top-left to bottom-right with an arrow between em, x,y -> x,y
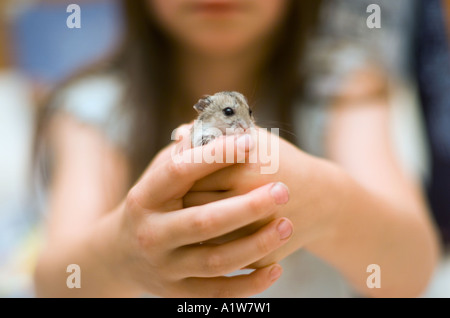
193,95 -> 212,113
234,92 -> 248,105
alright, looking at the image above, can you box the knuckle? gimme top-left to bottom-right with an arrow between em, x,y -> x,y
126,187 -> 141,211
136,220 -> 162,251
245,197 -> 265,216
126,185 -> 158,212
136,228 -> 152,250
255,232 -> 275,255
167,161 -> 188,179
247,190 -> 278,218
203,252 -> 225,275
191,210 -> 215,234
125,187 -> 148,220
251,272 -> 270,293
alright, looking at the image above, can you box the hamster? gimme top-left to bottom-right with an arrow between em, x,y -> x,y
190,91 -> 255,147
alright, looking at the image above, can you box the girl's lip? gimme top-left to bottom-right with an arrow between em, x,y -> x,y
190,1 -> 244,14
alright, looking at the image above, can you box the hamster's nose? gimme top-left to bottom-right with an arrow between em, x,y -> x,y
238,121 -> 249,130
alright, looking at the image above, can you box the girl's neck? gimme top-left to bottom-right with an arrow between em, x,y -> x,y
172,38 -> 275,110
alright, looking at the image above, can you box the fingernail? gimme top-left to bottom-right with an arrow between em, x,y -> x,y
277,219 -> 292,240
269,265 -> 282,281
270,182 -> 289,205
237,134 -> 254,152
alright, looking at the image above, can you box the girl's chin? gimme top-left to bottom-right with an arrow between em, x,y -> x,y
181,35 -> 256,57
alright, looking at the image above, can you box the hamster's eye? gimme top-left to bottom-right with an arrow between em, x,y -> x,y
249,109 -> 253,116
223,107 -> 235,117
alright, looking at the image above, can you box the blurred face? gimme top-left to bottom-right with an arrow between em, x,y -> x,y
148,0 -> 290,56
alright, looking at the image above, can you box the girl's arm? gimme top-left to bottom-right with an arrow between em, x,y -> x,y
278,67 -> 439,297
315,67 -> 440,297
34,114 -> 138,297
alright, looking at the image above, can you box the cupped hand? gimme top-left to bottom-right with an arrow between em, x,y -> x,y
183,127 -> 336,269
111,132 -> 292,297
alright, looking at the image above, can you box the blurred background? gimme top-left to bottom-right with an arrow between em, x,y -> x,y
0,0 -> 449,297
0,0 -> 122,297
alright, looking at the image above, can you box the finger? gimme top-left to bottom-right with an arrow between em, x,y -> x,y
190,164 -> 246,192
132,134 -> 255,208
144,144 -> 175,177
189,126 -> 278,192
172,218 -> 293,278
175,263 -> 283,298
173,123 -> 193,150
158,182 -> 290,247
190,163 -> 271,192
175,122 -> 194,139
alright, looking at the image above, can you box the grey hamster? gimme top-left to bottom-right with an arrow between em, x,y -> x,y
191,91 -> 255,147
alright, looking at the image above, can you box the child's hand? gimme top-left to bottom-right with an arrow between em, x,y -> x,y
183,128 -> 336,268
111,133 -> 292,297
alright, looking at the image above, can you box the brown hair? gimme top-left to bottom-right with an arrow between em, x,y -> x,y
39,0 -> 323,183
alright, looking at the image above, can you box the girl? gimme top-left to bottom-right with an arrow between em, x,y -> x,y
35,0 -> 439,297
